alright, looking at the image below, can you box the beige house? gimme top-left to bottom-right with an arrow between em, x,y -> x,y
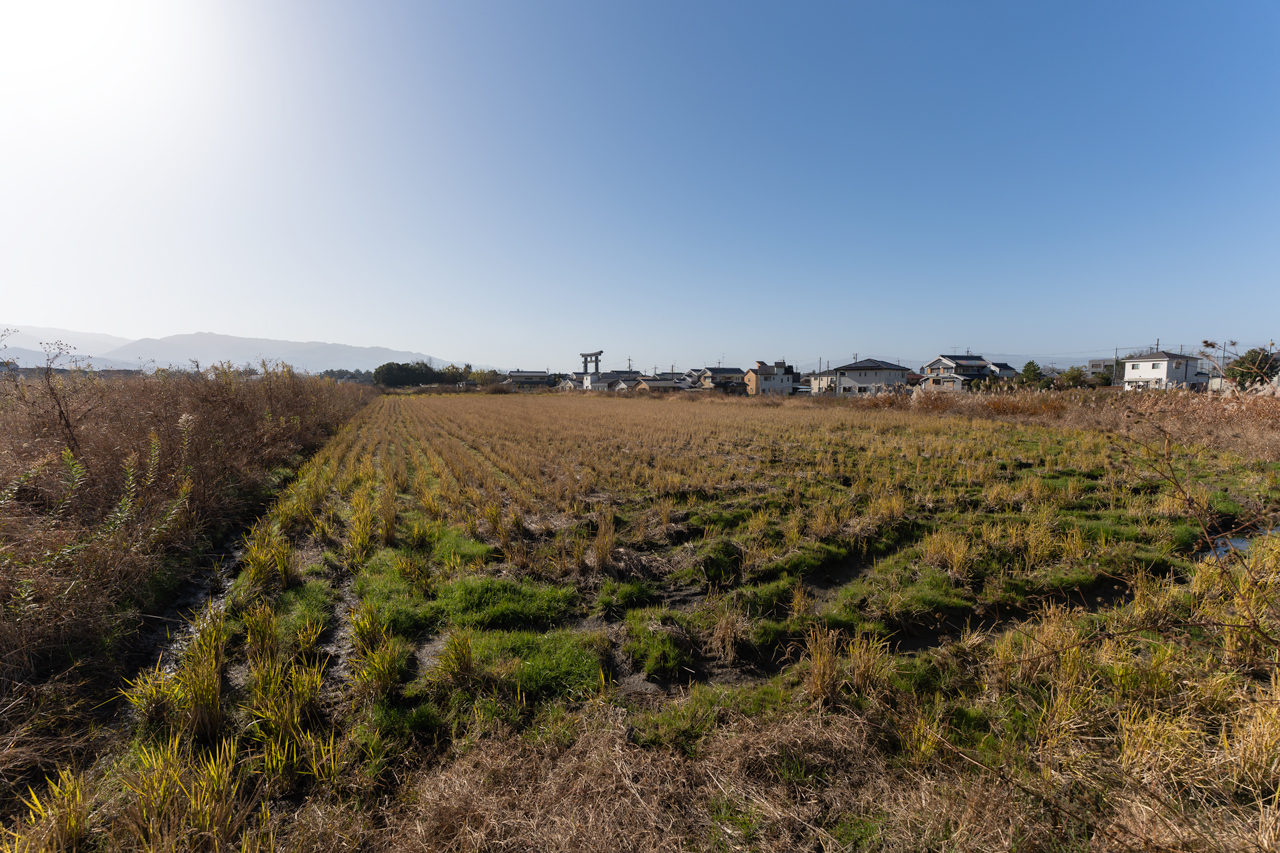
685,367 -> 746,388
745,361 -> 798,395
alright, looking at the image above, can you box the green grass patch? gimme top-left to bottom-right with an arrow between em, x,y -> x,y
472,629 -> 609,703
276,577 -> 334,650
731,576 -> 797,618
592,579 -> 657,618
433,526 -> 494,564
355,549 -> 436,636
751,541 -> 856,583
826,813 -> 885,850
431,576 -> 577,631
368,698 -> 446,743
709,796 -> 760,845
624,607 -> 695,679
631,681 -> 792,756
899,567 -> 971,614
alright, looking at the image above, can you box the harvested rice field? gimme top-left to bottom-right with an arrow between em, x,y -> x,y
7,390 -> 1280,851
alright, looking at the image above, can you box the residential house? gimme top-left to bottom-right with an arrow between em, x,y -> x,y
917,354 -> 999,390
502,370 -> 553,389
583,372 -> 621,391
744,360 -> 799,396
811,359 -> 912,395
635,378 -> 686,392
1086,358 -> 1116,379
987,362 -> 1018,379
917,373 -> 967,391
685,367 -> 747,390
1120,352 -> 1206,391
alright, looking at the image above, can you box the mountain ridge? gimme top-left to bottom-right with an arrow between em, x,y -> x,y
3,325 -> 481,373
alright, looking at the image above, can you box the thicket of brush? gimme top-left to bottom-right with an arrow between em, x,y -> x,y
802,386 -> 1280,462
0,365 -> 372,806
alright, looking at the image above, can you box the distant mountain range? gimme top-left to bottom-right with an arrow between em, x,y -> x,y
1,325 -> 478,373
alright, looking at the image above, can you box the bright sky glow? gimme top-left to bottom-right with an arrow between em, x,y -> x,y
2,1 -> 1277,372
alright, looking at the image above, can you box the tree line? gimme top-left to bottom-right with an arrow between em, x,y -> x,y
371,361 -> 500,388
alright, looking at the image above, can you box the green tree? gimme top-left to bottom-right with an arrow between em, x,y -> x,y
440,363 -> 468,384
374,361 -> 445,387
1057,366 -> 1088,388
1020,360 -> 1043,385
1225,348 -> 1279,387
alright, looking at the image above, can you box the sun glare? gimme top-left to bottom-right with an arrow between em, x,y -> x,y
0,1 -> 226,157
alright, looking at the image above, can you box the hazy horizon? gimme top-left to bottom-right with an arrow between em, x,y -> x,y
3,319 -> 1241,378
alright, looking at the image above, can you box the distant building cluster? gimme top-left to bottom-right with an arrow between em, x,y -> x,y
502,354 -> 919,396
486,345 -> 1269,395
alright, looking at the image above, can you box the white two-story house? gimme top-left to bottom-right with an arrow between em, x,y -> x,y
1120,352 -> 1204,391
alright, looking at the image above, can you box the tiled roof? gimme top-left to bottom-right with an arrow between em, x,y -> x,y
816,359 -> 911,376
836,359 -> 911,372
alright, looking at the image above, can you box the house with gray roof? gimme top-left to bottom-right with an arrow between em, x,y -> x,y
812,359 -> 912,395
918,354 -> 1004,390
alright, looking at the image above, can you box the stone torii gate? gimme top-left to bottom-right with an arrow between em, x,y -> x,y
580,350 -> 603,373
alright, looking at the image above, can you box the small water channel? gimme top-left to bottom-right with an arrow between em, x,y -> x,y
1198,527 -> 1276,560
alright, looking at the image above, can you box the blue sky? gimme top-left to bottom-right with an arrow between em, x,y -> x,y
1,1 -> 1277,373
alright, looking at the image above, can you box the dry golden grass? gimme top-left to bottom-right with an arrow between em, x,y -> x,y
396,710 -> 880,853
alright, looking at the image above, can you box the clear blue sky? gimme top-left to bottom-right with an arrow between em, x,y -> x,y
2,1 -> 1277,373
